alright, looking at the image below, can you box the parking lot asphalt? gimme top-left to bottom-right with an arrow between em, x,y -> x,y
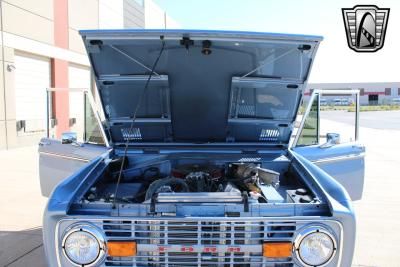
321,109 -> 400,130
0,110 -> 399,267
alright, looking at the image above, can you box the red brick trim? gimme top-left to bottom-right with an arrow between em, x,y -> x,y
51,59 -> 70,137
52,0 -> 70,137
54,0 -> 69,48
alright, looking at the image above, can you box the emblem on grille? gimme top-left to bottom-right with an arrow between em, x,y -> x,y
342,5 -> 390,52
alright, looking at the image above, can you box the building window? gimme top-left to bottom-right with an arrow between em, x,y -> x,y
368,94 -> 378,105
385,88 -> 391,95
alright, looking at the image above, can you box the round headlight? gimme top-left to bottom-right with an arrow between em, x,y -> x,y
294,226 -> 337,266
62,224 -> 106,266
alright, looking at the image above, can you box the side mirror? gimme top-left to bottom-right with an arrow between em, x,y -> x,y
320,133 -> 341,148
61,132 -> 77,144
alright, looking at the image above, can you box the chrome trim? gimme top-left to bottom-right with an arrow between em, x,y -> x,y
311,153 -> 364,164
39,151 -> 90,163
61,223 -> 107,267
293,89 -> 360,147
292,90 -> 318,146
356,92 -> 360,141
46,87 -> 111,148
55,218 -> 62,267
314,89 -> 360,142
293,225 -> 338,267
85,90 -> 110,148
157,192 -> 243,203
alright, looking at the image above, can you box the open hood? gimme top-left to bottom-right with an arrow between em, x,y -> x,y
80,30 -> 322,146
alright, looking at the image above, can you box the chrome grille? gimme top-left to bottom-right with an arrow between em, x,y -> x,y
94,219 -> 297,266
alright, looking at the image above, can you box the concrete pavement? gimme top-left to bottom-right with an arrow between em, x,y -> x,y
0,228 -> 45,267
351,125 -> 400,266
1,111 -> 400,266
321,111 -> 400,265
0,146 -> 47,267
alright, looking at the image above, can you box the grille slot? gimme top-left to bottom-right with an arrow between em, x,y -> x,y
259,129 -> 280,141
121,127 -> 142,141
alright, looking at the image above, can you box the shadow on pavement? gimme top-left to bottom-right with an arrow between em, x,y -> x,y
0,227 -> 46,267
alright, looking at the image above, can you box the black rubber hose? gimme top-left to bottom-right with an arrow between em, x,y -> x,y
145,177 -> 190,200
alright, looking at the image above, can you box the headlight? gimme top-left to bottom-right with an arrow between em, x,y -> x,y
294,226 -> 337,266
62,224 -> 106,266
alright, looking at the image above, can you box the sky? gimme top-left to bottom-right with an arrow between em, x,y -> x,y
153,0 -> 400,83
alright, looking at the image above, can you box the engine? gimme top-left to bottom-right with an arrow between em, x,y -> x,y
82,161 -> 315,205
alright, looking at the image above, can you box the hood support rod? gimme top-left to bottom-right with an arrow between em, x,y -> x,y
241,48 -> 297,78
109,45 -> 161,76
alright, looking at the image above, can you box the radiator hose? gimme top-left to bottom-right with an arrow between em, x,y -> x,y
145,177 -> 190,200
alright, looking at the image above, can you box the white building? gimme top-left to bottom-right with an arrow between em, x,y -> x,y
0,0 -> 180,150
306,82 -> 400,105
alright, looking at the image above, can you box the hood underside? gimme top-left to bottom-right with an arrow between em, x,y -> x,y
80,30 -> 322,146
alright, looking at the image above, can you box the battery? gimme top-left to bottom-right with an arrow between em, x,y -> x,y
259,184 -> 284,203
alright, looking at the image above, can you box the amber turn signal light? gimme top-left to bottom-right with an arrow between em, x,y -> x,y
107,241 -> 137,257
263,242 -> 292,258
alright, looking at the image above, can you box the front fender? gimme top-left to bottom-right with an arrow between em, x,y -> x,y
43,157 -> 105,267
291,151 -> 356,267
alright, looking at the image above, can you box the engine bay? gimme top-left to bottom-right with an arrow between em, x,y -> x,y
81,156 -> 319,206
